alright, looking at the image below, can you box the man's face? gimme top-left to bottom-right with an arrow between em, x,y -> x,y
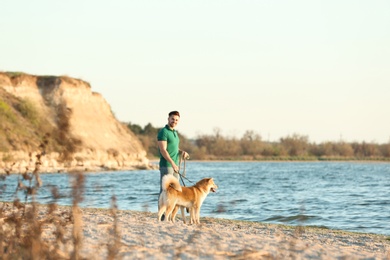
168,115 -> 180,129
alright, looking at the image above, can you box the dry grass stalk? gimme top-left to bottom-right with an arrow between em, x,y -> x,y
0,137 -> 59,259
107,195 -> 121,260
0,136 -> 78,259
70,172 -> 85,260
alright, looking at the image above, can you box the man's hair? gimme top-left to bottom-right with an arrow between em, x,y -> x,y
169,111 -> 180,117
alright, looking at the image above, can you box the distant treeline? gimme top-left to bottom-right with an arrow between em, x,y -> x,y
127,123 -> 390,161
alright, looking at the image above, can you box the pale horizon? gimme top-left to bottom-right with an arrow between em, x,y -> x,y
1,1 -> 389,144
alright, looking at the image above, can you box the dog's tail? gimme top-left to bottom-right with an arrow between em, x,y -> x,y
162,174 -> 182,192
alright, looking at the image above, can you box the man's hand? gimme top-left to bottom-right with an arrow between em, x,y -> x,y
172,163 -> 179,173
181,151 -> 190,160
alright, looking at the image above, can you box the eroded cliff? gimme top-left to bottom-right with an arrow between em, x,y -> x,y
0,72 -> 149,173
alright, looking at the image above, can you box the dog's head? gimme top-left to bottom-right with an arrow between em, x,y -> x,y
195,177 -> 218,193
207,178 -> 218,193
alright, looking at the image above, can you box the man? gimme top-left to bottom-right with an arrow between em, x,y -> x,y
157,111 -> 189,220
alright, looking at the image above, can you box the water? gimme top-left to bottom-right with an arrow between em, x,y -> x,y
1,162 -> 389,236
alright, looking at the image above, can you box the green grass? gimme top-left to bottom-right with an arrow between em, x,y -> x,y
4,71 -> 26,77
16,98 -> 40,127
0,94 -> 51,152
0,99 -> 16,122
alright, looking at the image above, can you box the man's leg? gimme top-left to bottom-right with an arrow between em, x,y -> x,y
158,167 -> 177,221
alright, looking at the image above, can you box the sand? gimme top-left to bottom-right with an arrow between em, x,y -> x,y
1,203 -> 389,259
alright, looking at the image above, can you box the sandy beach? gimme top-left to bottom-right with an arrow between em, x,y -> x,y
1,203 -> 389,259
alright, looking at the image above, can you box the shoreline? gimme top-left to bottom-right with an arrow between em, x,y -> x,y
2,200 -> 389,237
2,159 -> 389,175
149,159 -> 390,164
1,203 -> 389,259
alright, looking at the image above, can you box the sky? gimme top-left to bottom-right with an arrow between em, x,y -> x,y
1,0 -> 389,143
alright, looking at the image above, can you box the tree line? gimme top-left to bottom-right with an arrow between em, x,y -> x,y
127,123 -> 390,161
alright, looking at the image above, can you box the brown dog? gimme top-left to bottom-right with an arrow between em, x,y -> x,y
158,174 -> 218,224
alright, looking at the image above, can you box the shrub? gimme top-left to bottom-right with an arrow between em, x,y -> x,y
0,100 -> 16,122
5,71 -> 26,77
16,99 -> 40,127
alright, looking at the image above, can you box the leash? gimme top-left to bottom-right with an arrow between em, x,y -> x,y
178,171 -> 194,186
178,152 -> 194,186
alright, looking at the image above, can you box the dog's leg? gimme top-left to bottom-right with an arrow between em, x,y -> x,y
180,206 -> 186,224
195,206 -> 201,224
171,205 -> 179,222
157,196 -> 164,222
171,205 -> 186,224
166,203 -> 176,222
189,207 -> 196,224
157,206 -> 165,222
190,204 -> 201,224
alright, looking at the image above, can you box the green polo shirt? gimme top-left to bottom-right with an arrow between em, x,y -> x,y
157,125 -> 180,167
